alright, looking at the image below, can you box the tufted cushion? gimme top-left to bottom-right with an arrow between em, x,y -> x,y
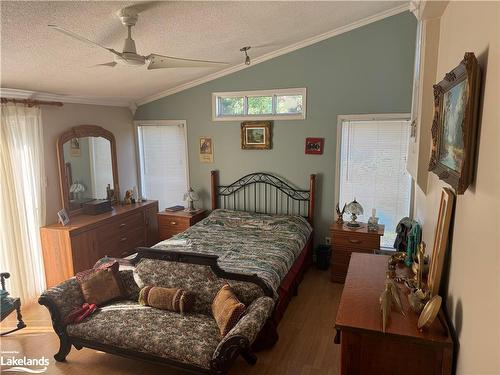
66,300 -> 220,369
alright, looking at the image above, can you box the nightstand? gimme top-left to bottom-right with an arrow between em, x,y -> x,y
330,222 -> 384,283
157,209 -> 207,241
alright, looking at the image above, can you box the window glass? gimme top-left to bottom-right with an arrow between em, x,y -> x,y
276,95 -> 303,114
137,124 -> 188,210
219,97 -> 244,116
247,96 -> 273,115
339,119 -> 411,248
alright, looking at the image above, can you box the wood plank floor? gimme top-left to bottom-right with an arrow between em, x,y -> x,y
1,269 -> 343,375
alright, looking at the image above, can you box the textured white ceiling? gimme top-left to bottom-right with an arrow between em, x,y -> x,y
1,1 -> 406,104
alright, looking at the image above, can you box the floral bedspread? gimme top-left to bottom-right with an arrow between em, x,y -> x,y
153,209 -> 312,295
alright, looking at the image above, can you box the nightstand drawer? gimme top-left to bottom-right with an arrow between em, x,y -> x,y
157,210 -> 207,241
332,232 -> 380,250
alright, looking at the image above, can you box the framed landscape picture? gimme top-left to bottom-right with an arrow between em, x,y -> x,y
241,121 -> 272,150
429,52 -> 481,194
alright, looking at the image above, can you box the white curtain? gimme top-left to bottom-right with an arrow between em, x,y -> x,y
0,103 -> 46,303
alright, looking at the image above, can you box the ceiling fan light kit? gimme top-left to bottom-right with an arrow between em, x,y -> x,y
49,5 -> 228,70
240,46 -> 251,65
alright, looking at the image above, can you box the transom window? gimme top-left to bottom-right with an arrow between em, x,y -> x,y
212,88 -> 306,121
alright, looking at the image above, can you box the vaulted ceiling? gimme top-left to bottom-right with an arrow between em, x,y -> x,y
1,1 -> 407,105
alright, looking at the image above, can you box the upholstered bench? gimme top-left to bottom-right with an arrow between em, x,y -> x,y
39,248 -> 275,374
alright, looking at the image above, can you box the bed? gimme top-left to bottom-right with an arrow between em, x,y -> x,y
154,171 -> 316,334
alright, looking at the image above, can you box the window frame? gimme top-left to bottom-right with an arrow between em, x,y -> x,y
212,88 -> 307,121
334,113 -> 414,249
133,120 -> 190,203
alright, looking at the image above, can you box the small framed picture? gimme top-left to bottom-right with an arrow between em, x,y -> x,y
57,208 -> 70,226
70,138 -> 81,157
305,137 -> 324,154
241,121 -> 272,150
199,136 -> 214,163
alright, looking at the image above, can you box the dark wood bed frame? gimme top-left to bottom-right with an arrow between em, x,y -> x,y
210,170 -> 316,328
210,170 -> 316,226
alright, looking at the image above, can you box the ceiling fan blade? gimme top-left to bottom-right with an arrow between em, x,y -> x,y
90,62 -> 118,68
48,25 -> 121,57
147,54 -> 229,69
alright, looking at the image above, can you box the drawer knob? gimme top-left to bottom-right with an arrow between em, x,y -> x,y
170,221 -> 177,225
119,223 -> 126,227
348,239 -> 362,244
120,237 -> 127,242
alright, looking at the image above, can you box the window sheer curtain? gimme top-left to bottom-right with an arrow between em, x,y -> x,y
0,103 -> 46,303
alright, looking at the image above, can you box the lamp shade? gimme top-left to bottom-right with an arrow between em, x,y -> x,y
346,199 -> 363,215
70,182 -> 86,194
183,188 -> 199,202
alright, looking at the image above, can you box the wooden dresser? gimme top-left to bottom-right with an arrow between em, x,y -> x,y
40,201 -> 158,287
157,209 -> 207,241
330,222 -> 384,283
335,253 -> 453,375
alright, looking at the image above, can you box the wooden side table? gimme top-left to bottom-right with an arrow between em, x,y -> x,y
330,222 -> 384,283
334,253 -> 452,375
157,209 -> 207,241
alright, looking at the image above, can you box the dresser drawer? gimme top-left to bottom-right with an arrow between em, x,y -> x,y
99,226 -> 145,258
332,232 -> 380,250
97,212 -> 144,244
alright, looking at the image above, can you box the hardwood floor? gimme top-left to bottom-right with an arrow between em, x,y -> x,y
0,269 -> 342,375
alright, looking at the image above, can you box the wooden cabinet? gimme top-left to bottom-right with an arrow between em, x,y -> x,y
157,209 -> 207,241
40,201 -> 158,287
330,222 -> 384,283
335,253 -> 453,375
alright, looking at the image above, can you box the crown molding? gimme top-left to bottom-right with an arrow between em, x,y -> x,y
0,88 -> 132,107
136,3 -> 410,106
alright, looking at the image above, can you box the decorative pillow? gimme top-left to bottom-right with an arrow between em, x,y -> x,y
212,284 -> 246,336
78,263 -> 125,306
138,286 -> 194,314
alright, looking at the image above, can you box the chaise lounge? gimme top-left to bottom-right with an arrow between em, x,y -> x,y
39,248 -> 276,374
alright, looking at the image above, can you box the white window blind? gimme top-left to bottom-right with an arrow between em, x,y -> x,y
339,118 -> 412,248
137,123 -> 188,211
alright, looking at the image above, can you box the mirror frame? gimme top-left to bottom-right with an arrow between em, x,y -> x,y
57,124 -> 119,216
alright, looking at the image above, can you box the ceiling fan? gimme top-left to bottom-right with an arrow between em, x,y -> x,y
48,6 -> 228,69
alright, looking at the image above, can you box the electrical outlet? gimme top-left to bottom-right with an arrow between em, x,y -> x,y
325,237 -> 331,245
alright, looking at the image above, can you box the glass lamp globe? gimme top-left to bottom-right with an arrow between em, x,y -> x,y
183,188 -> 199,211
345,199 -> 364,227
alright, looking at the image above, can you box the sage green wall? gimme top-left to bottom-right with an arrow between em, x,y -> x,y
135,12 -> 417,244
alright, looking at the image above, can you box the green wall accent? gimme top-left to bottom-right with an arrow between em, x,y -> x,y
135,12 -> 417,244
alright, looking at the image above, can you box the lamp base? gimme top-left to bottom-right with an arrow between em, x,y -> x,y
346,221 -> 361,228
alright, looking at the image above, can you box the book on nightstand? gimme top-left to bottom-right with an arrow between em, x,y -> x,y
165,205 -> 184,212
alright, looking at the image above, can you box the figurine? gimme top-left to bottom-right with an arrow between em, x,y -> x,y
379,271 -> 406,332
335,203 -> 346,224
123,190 -> 133,205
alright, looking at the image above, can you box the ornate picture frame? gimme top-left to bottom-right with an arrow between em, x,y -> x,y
428,52 -> 481,194
241,121 -> 272,150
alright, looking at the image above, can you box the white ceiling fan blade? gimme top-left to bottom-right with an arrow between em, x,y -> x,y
90,62 -> 118,68
147,54 -> 229,69
48,25 -> 121,57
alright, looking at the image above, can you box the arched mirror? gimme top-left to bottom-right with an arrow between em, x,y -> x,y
57,125 -> 119,216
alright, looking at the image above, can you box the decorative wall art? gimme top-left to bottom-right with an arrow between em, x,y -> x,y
305,137 -> 324,154
427,188 -> 455,297
199,137 -> 214,163
70,138 -> 81,157
429,52 -> 481,194
241,121 -> 272,150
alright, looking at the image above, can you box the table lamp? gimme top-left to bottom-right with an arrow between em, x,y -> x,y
183,188 -> 199,212
346,199 -> 363,228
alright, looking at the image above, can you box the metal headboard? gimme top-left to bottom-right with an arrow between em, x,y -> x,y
210,171 -> 316,225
